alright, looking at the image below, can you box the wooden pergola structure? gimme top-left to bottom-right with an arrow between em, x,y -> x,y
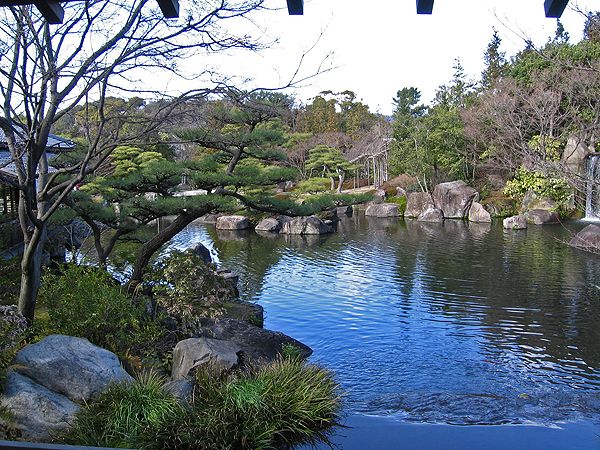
0,0 -> 304,23
416,0 -> 570,18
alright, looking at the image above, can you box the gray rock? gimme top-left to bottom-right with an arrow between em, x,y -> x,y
405,192 -> 435,218
171,337 -> 242,380
503,215 -> 528,230
319,208 -> 339,222
281,216 -> 332,235
372,189 -> 386,204
432,181 -> 479,219
468,202 -> 492,223
396,187 -> 407,198
14,335 -> 133,402
192,318 -> 312,363
196,213 -> 219,224
417,207 -> 444,222
365,203 -> 400,217
521,190 -> 556,212
569,224 -> 600,252
336,205 -> 353,217
223,300 -> 264,327
524,209 -> 560,225
163,379 -> 194,404
216,215 -> 250,230
191,242 -> 212,264
1,371 -> 79,441
562,135 -> 592,174
255,218 -> 281,232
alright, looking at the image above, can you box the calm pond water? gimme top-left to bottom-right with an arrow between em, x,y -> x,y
166,214 -> 600,448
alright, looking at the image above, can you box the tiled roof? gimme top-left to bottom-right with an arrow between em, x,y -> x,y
0,125 -> 74,152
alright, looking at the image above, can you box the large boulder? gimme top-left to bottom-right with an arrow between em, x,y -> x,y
281,216 -> 332,235
468,202 -> 492,223
192,318 -> 312,362
417,207 -> 444,223
503,215 -> 527,230
404,192 -> 435,218
569,224 -> 600,252
336,205 -> 353,217
521,190 -> 556,212
171,337 -> 242,380
372,189 -> 387,204
562,135 -> 592,174
255,218 -> 281,233
365,203 -> 400,218
216,215 -> 250,230
524,209 -> 560,225
0,371 -> 80,440
13,335 -> 133,402
432,181 -> 479,219
191,242 -> 212,264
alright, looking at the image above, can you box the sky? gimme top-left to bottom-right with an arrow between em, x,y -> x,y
154,0 -> 598,116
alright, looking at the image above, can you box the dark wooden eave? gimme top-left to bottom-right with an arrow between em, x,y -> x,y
0,0 -> 302,23
417,0 -> 571,18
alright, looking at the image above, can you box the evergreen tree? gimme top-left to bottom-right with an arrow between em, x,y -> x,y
481,29 -> 507,88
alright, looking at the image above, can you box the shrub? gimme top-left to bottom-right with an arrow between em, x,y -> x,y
0,258 -> 20,306
503,166 -> 572,207
0,305 -> 27,388
144,250 -> 236,328
295,177 -> 332,194
38,264 -> 164,358
385,195 -> 407,215
63,371 -> 185,449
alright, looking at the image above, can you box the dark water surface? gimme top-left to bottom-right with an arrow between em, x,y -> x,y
167,214 -> 600,448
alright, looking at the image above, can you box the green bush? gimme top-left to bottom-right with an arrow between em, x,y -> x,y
63,371 -> 184,449
503,166 -> 572,207
385,195 -> 407,215
38,264 -> 164,358
167,358 -> 342,450
0,305 -> 27,388
295,177 -> 332,194
0,258 -> 20,306
144,250 -> 236,328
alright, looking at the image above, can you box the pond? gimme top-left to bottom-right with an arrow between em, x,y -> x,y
166,214 -> 600,449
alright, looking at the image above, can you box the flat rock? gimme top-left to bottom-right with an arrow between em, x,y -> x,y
216,215 -> 250,230
1,370 -> 79,441
255,218 -> 281,232
405,192 -> 435,218
336,206 -> 353,217
524,209 -> 560,225
171,337 -> 242,380
417,207 -> 444,222
503,215 -> 528,230
14,335 -> 133,402
365,203 -> 400,218
192,318 -> 312,363
468,202 -> 492,223
281,216 -> 332,235
433,181 -> 479,219
569,224 -> 600,252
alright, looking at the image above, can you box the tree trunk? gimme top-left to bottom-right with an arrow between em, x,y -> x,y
127,208 -> 209,292
337,171 -> 344,193
330,177 -> 335,191
18,226 -> 46,323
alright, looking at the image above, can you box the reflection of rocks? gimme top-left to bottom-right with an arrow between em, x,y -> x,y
433,181 -> 479,219
417,207 -> 444,223
337,205 -> 353,217
468,202 -> 492,223
282,233 -> 323,248
569,224 -> 600,252
468,222 -> 492,238
281,216 -> 332,235
405,192 -> 435,218
215,229 -> 253,241
216,215 -> 250,230
524,209 -> 560,225
503,215 -> 527,230
405,218 -> 444,238
365,203 -> 401,218
365,216 -> 400,232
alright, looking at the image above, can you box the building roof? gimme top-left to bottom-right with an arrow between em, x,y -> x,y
0,127 -> 75,152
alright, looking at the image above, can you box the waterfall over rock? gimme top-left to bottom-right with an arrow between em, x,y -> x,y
585,155 -> 600,221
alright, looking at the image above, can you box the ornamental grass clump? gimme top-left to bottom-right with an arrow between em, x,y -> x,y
63,371 -> 184,449
64,358 -> 342,450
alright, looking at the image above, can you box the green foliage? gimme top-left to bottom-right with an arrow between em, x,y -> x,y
280,343 -> 304,360
63,371 -> 184,449
296,177 -> 332,194
0,305 -> 27,389
503,167 -> 572,206
145,250 -> 236,327
385,196 -> 408,215
0,258 -> 20,306
111,146 -> 165,177
528,135 -> 563,162
38,264 -> 164,358
305,145 -> 356,177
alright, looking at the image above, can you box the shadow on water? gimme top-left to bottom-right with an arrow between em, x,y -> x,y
166,215 -> 600,431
